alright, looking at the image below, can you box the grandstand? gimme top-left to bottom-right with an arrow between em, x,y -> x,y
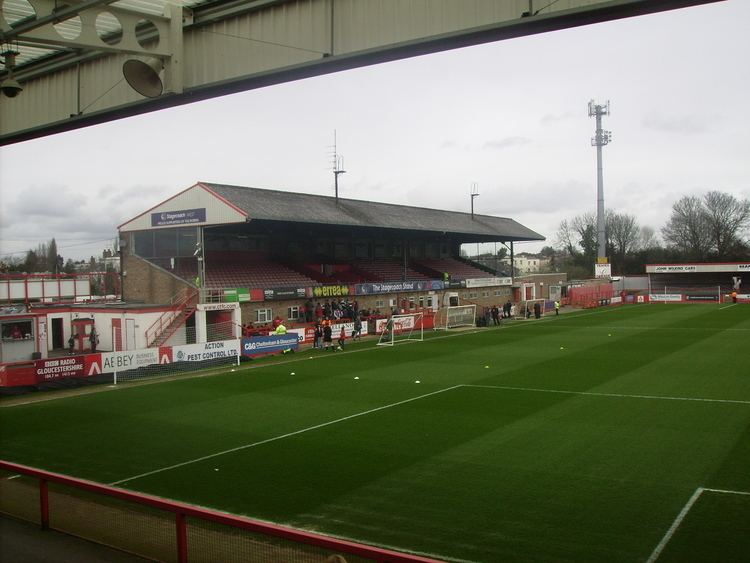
117,182 -> 543,339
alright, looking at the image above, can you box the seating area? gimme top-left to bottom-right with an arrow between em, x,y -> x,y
148,252 -> 497,289
417,258 -> 491,280
355,259 -> 431,282
204,261 -> 317,289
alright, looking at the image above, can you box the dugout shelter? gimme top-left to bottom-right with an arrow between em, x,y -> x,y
645,262 -> 750,303
118,182 -> 544,343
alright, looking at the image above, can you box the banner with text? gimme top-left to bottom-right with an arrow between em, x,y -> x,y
172,340 -> 241,363
242,334 -> 299,357
356,280 -> 444,295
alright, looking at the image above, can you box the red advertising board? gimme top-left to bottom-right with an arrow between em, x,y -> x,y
34,356 -> 85,381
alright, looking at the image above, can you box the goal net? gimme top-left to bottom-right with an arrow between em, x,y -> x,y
377,313 -> 424,346
516,299 -> 546,320
433,304 -> 477,330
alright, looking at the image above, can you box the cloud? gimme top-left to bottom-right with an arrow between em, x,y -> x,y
8,185 -> 86,217
642,115 -> 710,134
483,137 -> 532,150
540,112 -> 576,125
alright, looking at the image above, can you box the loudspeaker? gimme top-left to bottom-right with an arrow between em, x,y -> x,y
123,57 -> 164,98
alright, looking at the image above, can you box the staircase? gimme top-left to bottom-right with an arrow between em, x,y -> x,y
145,289 -> 198,348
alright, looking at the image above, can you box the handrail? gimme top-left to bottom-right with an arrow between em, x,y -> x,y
144,288 -> 198,347
0,460 -> 441,563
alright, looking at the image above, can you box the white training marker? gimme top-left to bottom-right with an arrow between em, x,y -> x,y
415,380 -> 421,384
214,468 -> 219,471
484,365 -> 489,369
290,372 -> 295,375
354,376 -> 359,380
560,346 -> 565,350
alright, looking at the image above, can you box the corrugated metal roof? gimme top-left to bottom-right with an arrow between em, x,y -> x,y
1,0 -> 213,70
202,182 -> 545,242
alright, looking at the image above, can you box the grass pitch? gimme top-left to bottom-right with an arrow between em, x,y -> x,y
2,304 -> 750,562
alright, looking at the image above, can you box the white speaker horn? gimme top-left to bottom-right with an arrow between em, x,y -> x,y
123,57 -> 164,98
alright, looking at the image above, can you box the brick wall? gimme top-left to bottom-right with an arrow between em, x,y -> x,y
123,254 -> 192,304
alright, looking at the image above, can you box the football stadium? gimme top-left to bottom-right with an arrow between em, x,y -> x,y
2,302 -> 750,562
2,0 -> 746,561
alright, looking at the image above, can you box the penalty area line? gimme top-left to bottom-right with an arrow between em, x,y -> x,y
109,384 -> 463,487
647,486 -> 750,562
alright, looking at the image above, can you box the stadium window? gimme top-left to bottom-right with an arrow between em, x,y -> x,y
418,297 -> 424,308
287,306 -> 300,320
256,308 -> 272,323
1,320 -> 33,340
481,291 -> 489,298
154,228 -> 179,256
375,299 -> 385,308
133,231 -> 154,257
494,290 -> 502,296
354,242 -> 369,259
426,296 -> 433,307
469,292 -> 478,299
334,242 -> 348,259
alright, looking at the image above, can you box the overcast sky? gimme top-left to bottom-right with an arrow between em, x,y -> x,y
1,0 -> 748,262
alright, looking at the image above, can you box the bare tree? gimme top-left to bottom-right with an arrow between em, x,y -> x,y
662,196 -> 711,260
702,191 -> 750,258
638,226 -> 659,250
555,219 -> 578,256
607,212 -> 639,271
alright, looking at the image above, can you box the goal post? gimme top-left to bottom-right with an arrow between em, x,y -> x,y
377,312 -> 424,347
516,299 -> 547,320
433,304 -> 477,330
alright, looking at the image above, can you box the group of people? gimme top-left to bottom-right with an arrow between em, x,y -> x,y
486,301 -> 516,325
67,328 -> 98,355
311,299 -> 360,322
312,313 -> 364,351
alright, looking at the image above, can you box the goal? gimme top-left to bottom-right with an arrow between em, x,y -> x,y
433,304 -> 477,330
516,299 -> 546,320
377,312 -> 424,346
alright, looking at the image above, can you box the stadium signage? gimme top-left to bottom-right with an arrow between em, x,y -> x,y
685,295 -> 719,301
465,277 -> 512,288
263,287 -> 306,300
34,356 -> 85,380
356,280 -> 444,295
151,208 -> 206,227
197,302 -> 239,311
649,294 -> 682,302
646,263 -> 750,273
241,334 -> 299,356
101,349 -> 159,371
312,285 -> 351,298
173,340 -> 241,362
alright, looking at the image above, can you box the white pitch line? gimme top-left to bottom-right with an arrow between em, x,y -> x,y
702,487 -> 750,496
464,384 -> 750,405
647,486 -> 750,562
647,487 -> 704,563
719,303 -> 738,310
110,384 -> 462,486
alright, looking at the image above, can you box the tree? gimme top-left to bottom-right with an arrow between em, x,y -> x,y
46,238 -> 58,273
662,196 -> 711,260
702,191 -> 750,259
607,212 -> 640,274
638,226 -> 659,250
63,259 -> 77,274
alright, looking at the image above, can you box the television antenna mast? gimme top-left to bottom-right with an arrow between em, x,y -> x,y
470,182 -> 479,219
589,99 -> 612,262
330,130 -> 346,204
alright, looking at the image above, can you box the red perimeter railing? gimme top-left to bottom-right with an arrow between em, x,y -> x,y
0,460 -> 441,563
